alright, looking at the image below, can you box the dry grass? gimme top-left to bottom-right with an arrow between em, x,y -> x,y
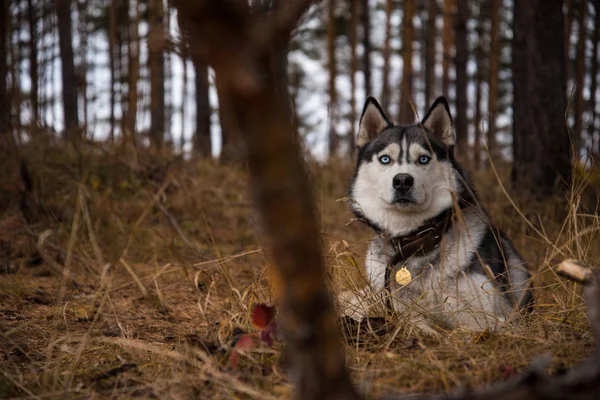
1,138 -> 598,399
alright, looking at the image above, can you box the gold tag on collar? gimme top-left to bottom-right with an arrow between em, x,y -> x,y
395,267 -> 412,286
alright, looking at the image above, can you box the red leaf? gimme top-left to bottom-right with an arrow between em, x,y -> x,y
251,304 -> 276,329
229,334 -> 258,369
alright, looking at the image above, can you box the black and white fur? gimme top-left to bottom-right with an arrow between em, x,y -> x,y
346,96 -> 532,332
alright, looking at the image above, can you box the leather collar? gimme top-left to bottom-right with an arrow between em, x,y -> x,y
384,209 -> 452,307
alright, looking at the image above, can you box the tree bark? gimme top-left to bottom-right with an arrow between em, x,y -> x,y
487,0 -> 500,157
54,0 -> 79,141
473,2 -> 485,169
148,0 -> 165,148
125,0 -> 139,139
327,0 -> 338,158
441,0 -> 455,96
193,58 -> 211,157
425,0 -> 437,107
0,0 -> 8,136
590,1 -> 599,152
398,0 -> 415,123
564,0 -> 574,88
573,0 -> 587,150
173,2 -> 361,398
454,0 -> 468,153
349,0 -> 358,152
361,0 -> 372,96
108,0 -> 117,142
26,0 -> 39,124
380,0 -> 392,111
512,0 -> 571,198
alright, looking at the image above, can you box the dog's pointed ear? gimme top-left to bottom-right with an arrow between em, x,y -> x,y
358,97 -> 391,148
422,97 -> 454,146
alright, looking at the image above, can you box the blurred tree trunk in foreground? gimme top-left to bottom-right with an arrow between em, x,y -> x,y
454,0 -> 468,153
512,0 -> 571,197
398,0 -> 415,123
55,0 -> 79,142
173,1 -> 360,398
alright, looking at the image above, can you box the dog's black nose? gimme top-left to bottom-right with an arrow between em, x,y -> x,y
393,173 -> 414,191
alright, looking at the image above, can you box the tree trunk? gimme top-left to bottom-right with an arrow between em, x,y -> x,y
473,3 -> 485,169
425,0 -> 437,107
125,0 -> 139,139
148,0 -> 165,148
361,0 -> 372,96
349,0 -> 358,152
380,0 -> 392,111
173,3 -> 360,397
327,0 -> 338,158
77,0 -> 88,132
573,0 -> 587,150
54,0 -> 79,141
512,0 -> 571,198
26,0 -> 39,124
0,0 -> 8,136
564,0 -> 574,88
454,0 -> 468,153
398,0 -> 415,123
441,0 -> 455,96
193,58 -> 211,157
589,1 -> 599,152
108,0 -> 117,142
488,0 -> 500,157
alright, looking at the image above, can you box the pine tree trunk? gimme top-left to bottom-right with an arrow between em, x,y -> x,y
573,0 -> 587,149
55,0 -> 79,141
590,1 -> 599,152
125,0 -> 139,139
349,0 -> 358,152
512,0 -> 571,197
327,0 -> 338,158
77,0 -> 88,131
27,0 -> 39,124
181,46 -> 187,152
193,58 -> 211,157
454,0 -> 468,153
380,0 -> 392,110
108,0 -> 117,142
488,0 -> 500,157
425,0 -> 437,107
361,0 -> 372,96
473,3 -> 485,169
0,0 -> 8,136
398,0 -> 415,123
442,0 -> 455,96
148,0 -> 165,148
565,0 -> 574,88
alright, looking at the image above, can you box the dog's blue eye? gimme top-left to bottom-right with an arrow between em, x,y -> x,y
379,155 -> 391,165
418,155 -> 431,165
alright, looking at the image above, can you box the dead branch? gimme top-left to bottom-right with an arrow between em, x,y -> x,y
173,1 -> 359,399
386,260 -> 600,400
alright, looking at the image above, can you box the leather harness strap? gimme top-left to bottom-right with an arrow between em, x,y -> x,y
383,210 -> 452,309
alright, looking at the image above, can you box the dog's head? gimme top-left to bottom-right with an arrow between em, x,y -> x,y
349,97 -> 470,236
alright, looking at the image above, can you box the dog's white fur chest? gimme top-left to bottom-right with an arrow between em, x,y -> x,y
364,206 -> 512,331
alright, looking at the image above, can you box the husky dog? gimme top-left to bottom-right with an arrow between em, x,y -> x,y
347,96 -> 532,332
